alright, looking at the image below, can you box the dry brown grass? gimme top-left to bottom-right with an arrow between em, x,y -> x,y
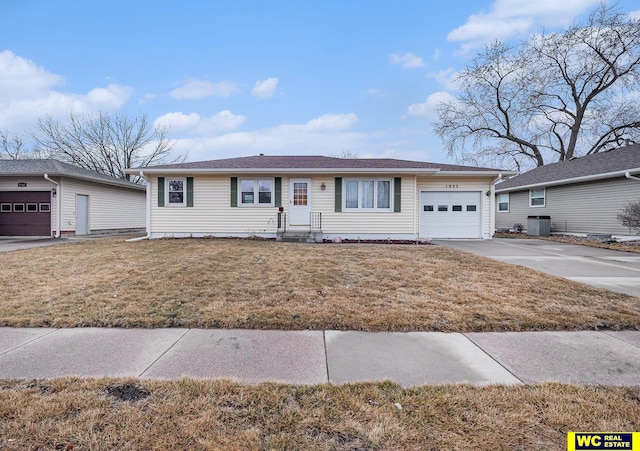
0,378 -> 638,450
0,237 -> 638,331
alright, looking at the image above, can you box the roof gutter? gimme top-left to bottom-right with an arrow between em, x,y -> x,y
496,167 -> 640,193
43,174 -> 61,238
126,170 -> 151,242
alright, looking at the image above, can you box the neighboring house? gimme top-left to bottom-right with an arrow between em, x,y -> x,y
0,159 -> 146,237
495,143 -> 640,235
127,155 -> 516,241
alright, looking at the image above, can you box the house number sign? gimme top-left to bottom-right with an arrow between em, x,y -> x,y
446,184 -> 459,189
17,182 -> 27,187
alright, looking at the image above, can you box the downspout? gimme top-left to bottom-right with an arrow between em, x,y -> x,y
43,174 -> 61,238
489,173 -> 503,239
126,170 -> 151,242
625,172 -> 640,182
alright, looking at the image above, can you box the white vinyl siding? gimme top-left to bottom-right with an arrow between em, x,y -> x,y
61,178 -> 146,233
496,177 -> 640,235
151,175 -> 280,236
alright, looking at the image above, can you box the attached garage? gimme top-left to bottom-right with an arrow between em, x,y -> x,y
0,191 -> 51,236
419,191 -> 482,239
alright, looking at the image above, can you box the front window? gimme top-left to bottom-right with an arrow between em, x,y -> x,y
530,189 -> 545,207
344,179 -> 392,211
166,178 -> 186,206
240,178 -> 273,206
498,193 -> 509,212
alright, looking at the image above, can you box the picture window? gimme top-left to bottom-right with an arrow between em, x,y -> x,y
344,179 -> 392,211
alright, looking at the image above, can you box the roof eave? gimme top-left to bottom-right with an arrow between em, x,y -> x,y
126,168 -> 515,176
0,171 -> 145,191
495,167 -> 640,193
126,167 -> 444,175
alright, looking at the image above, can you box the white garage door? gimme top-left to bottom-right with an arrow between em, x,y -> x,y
419,191 -> 482,239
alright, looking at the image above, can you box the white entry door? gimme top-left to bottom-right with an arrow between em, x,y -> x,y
289,178 -> 311,226
76,194 -> 89,235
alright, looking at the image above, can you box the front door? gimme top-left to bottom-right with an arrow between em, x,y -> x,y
289,178 -> 311,226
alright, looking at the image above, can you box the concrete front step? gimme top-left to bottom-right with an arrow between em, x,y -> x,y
277,231 -> 322,243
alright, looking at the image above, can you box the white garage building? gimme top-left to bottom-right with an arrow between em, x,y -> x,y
0,159 -> 146,237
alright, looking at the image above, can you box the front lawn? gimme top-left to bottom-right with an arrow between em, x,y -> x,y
0,238 -> 638,331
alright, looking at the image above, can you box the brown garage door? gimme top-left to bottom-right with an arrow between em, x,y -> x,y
0,191 -> 51,236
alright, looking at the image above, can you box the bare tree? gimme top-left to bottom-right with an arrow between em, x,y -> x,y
435,4 -> 640,169
1,130 -> 28,159
617,202 -> 640,234
330,150 -> 359,159
33,111 -> 185,182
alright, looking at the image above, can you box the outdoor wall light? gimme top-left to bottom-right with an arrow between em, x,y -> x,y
52,188 -> 57,197
321,182 -> 326,190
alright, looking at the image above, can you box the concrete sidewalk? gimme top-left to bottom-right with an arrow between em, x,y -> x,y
1,328 -> 638,387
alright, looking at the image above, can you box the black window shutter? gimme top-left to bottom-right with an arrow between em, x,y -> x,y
274,177 -> 282,207
335,177 -> 342,212
230,177 -> 238,207
158,177 -> 165,207
394,177 -> 401,213
186,177 -> 194,207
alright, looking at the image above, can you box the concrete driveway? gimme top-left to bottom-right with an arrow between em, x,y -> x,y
434,238 -> 640,297
0,236 -> 64,253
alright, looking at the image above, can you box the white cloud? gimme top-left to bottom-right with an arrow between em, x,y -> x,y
0,50 -> 62,101
305,113 -> 358,132
408,92 -> 458,120
154,110 -> 246,135
252,77 -> 279,99
425,68 -> 460,91
169,113 -> 362,161
629,10 -> 640,20
0,50 -> 133,131
448,0 -> 601,50
389,53 -> 425,68
169,79 -> 240,99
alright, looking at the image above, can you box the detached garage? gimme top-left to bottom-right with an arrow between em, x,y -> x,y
0,159 -> 146,237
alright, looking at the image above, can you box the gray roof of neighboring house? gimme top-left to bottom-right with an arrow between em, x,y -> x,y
496,144 -> 640,192
0,159 -> 145,190
130,155 -> 510,174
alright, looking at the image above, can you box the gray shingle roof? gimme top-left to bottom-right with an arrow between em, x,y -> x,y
0,159 -> 145,190
496,144 -> 640,192
134,155 -> 506,173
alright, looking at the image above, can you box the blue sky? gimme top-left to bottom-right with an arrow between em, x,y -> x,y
1,0 -> 639,165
